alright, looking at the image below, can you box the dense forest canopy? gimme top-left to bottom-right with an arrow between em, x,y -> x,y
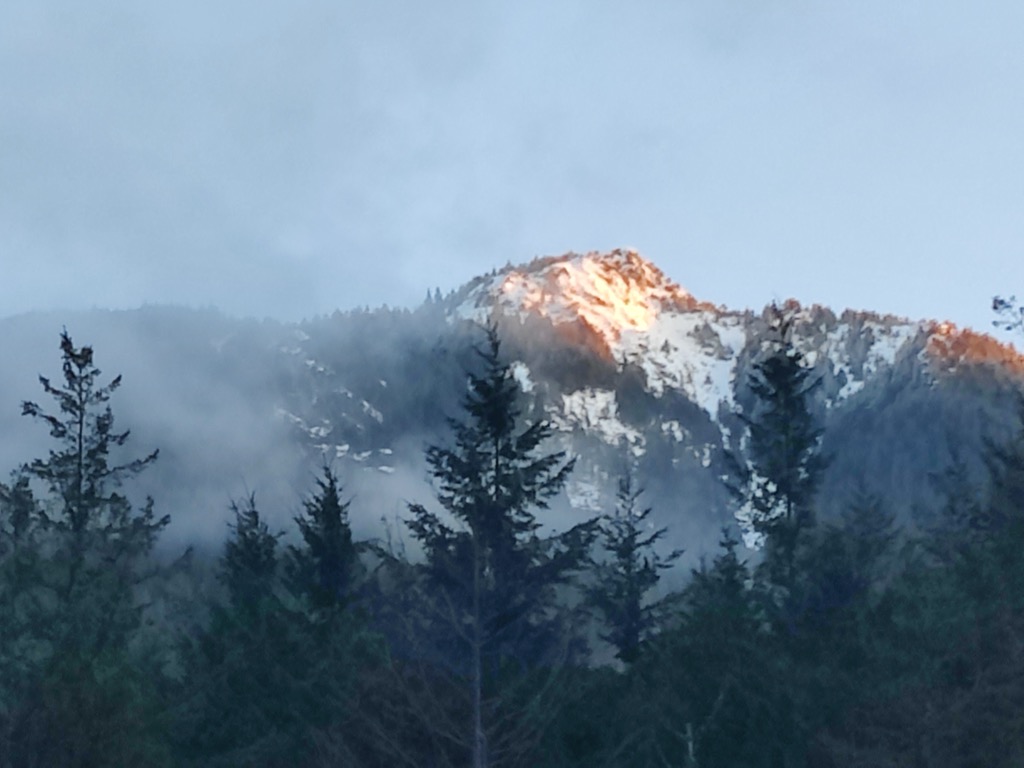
1,296 -> 1023,766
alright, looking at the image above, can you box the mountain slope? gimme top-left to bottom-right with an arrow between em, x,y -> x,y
0,251 -> 1020,560
444,250 -> 1024,545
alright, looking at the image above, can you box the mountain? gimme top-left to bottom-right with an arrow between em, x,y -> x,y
0,250 -> 1020,561
444,249 -> 1023,548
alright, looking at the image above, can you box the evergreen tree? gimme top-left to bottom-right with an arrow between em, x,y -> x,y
178,483 -> 379,767
0,472 -> 37,549
221,495 -> 281,616
983,393 -> 1024,543
635,529 -> 780,767
777,495 -> 902,758
0,472 -> 43,758
21,331 -> 163,543
176,495 -> 305,766
586,474 -> 681,664
734,304 -> 827,588
2,331 -> 171,767
286,464 -> 358,613
282,466 -> 383,764
405,324 -> 593,768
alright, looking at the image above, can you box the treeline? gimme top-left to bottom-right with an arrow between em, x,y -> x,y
1,318 -> 1024,768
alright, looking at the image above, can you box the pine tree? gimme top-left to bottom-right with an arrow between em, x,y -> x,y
4,331 -> 171,767
286,464 -> 358,613
221,495 -> 281,616
176,495 -> 305,766
734,305 -> 827,588
179,484 -> 380,767
282,465 -> 383,763
405,324 -> 593,768
983,393 -> 1024,544
634,529 -> 780,768
22,331 -> 163,543
0,472 -> 43,757
586,474 -> 681,664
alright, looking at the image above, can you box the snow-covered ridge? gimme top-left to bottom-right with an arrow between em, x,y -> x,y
454,250 -> 742,416
455,249 -> 693,344
454,250 -> 1023,425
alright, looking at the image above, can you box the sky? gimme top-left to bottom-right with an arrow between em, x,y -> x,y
2,1 -> 1023,339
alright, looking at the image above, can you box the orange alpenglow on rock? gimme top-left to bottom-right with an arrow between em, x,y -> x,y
497,249 -> 691,341
927,320 -> 1024,373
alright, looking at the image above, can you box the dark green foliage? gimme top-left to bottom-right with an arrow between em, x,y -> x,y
21,331 -> 162,539
18,332 -> 168,658
983,393 -> 1024,539
406,324 -> 590,668
7,313 -> 1024,767
531,666 -> 627,767
176,480 -> 379,767
221,495 -> 282,612
0,473 -> 36,548
286,464 -> 358,613
284,465 -> 382,758
0,472 -> 45,761
806,409 -> 1024,766
404,324 -> 594,767
734,306 -> 827,588
645,529 -> 785,767
0,331 -> 171,767
586,474 -> 681,664
176,495 -> 307,766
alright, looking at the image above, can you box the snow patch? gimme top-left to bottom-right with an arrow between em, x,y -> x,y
823,320 -> 919,404
618,311 -> 745,420
661,420 -> 685,442
361,400 -> 384,424
510,361 -> 534,393
550,388 -> 644,456
566,479 -> 604,511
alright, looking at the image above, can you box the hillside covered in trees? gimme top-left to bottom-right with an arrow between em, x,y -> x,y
2,295 -> 1024,766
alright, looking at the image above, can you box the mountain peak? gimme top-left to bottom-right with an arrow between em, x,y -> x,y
459,249 -> 694,345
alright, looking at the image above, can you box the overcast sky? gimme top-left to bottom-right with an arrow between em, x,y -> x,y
2,1 -> 1022,338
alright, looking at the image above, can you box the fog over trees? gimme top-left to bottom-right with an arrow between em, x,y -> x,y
1,301 -> 1024,766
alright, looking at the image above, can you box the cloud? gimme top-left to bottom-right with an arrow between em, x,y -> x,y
1,1 -> 1022,335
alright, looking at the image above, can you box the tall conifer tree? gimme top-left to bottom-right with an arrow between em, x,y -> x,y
287,464 -> 358,613
734,305 -> 827,587
6,331 -> 170,766
177,496 -> 307,767
405,324 -> 592,768
586,474 -> 681,664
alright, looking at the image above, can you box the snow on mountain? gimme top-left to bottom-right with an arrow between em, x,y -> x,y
618,310 -> 747,418
457,250 -> 1024,424
3,255 -> 1018,551
548,388 -> 645,456
449,248 -> 1024,536
265,248 -> 1024,544
455,249 -> 746,420
456,248 -> 693,340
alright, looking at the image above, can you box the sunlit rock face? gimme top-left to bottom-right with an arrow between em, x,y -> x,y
457,250 -> 699,352
448,250 -> 1024,548
456,249 -> 1024,423
494,249 -> 691,338
0,250 -> 1021,560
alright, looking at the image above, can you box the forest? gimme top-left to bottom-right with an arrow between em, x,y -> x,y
1,305 -> 1024,768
